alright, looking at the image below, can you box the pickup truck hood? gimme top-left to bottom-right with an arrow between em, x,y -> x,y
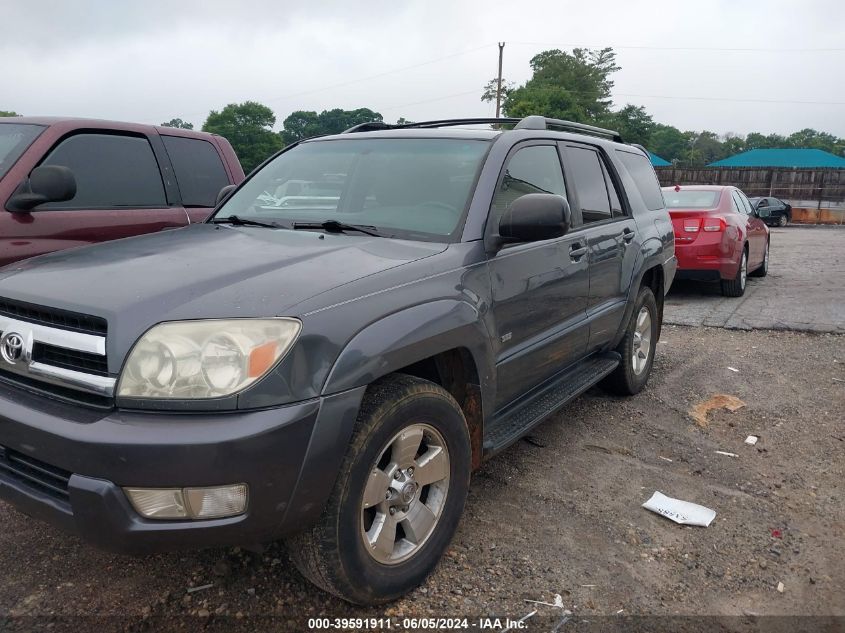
0,223 -> 446,337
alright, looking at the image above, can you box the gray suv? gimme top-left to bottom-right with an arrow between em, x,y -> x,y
0,116 -> 676,604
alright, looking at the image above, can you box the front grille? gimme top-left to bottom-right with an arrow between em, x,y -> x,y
0,445 -> 71,502
0,297 -> 107,336
32,342 -> 109,377
0,368 -> 113,409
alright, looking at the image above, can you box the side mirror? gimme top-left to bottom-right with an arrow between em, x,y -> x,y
756,206 -> 771,218
498,194 -> 571,244
216,184 -> 237,206
7,165 -> 77,213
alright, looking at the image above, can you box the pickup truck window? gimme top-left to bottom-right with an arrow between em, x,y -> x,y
491,145 -> 566,226
162,135 -> 230,207
0,123 -> 45,179
215,138 -> 490,241
40,133 -> 167,210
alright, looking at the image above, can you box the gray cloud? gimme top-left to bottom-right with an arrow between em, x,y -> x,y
3,0 -> 844,137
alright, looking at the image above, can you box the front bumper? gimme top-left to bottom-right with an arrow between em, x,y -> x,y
0,379 -> 365,553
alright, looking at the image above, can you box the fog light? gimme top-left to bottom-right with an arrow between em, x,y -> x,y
185,485 -> 249,519
124,484 -> 248,520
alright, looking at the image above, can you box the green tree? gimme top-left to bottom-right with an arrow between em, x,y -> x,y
161,118 -> 194,129
648,124 -> 689,163
480,78 -> 515,105
603,104 -> 655,145
202,101 -> 282,173
501,47 -> 620,123
280,108 -> 383,145
0,111 -> 21,117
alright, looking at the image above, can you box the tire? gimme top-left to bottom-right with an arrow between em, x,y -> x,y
602,285 -> 658,396
750,239 -> 769,278
778,214 -> 787,227
721,247 -> 747,297
287,374 -> 471,605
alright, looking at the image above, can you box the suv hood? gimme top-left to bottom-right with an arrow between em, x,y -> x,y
0,223 -> 446,341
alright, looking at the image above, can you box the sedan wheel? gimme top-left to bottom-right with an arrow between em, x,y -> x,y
778,214 -> 787,227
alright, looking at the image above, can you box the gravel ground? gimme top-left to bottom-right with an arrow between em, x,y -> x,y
1,325 -> 842,631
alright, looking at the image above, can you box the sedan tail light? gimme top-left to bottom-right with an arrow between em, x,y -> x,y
702,217 -> 727,232
683,219 -> 701,232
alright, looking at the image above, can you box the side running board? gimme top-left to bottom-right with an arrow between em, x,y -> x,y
482,352 -> 621,456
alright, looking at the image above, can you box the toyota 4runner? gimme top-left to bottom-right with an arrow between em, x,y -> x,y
0,116 -> 676,604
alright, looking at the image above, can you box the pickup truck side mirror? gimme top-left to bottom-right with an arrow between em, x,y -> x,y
216,184 -> 237,206
498,194 -> 571,244
7,165 -> 77,213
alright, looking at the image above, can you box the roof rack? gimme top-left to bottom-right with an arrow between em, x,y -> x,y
342,116 -> 623,142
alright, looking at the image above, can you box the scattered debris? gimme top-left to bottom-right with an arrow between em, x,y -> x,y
715,450 -> 739,457
771,529 -> 783,539
690,394 -> 746,427
186,583 -> 214,594
642,491 -> 716,527
745,435 -> 759,446
583,444 -> 613,455
727,367 -> 740,372
525,594 -> 565,608
580,584 -> 597,588
832,377 -> 843,383
777,582 -> 785,593
659,456 -> 674,462
616,609 -> 625,615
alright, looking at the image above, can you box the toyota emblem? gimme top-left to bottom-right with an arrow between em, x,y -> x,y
1,332 -> 26,365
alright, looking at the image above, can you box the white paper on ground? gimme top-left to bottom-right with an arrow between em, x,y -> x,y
642,491 -> 716,527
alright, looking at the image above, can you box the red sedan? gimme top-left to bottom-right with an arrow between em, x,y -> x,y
662,185 -> 769,297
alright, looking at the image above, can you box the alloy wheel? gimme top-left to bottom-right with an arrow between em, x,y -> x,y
631,306 -> 652,376
740,252 -> 747,289
360,424 -> 450,565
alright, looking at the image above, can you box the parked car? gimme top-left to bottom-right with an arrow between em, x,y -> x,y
749,196 -> 791,227
0,117 -> 245,266
662,185 -> 770,296
0,116 -> 675,604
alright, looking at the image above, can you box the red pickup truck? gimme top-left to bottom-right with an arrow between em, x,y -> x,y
0,117 -> 244,266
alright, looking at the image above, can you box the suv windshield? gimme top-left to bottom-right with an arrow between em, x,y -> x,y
662,189 -> 721,209
214,138 -> 490,241
0,123 -> 45,179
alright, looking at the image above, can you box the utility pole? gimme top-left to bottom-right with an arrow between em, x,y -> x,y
495,42 -> 505,119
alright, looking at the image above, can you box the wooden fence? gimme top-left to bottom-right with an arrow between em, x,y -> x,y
654,167 -> 845,207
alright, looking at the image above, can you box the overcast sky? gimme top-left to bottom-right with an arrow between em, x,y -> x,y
3,0 -> 844,137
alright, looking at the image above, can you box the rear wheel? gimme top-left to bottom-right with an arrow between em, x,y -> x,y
750,239 -> 769,278
778,214 -> 788,227
721,248 -> 747,297
287,375 -> 471,605
603,285 -> 658,396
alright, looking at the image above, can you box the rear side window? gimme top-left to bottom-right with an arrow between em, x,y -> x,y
616,150 -> 665,211
567,146 -> 612,224
162,136 -> 230,207
40,133 -> 166,209
491,145 -> 566,227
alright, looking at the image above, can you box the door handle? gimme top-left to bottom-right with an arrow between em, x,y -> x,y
569,244 -> 587,261
621,228 -> 635,243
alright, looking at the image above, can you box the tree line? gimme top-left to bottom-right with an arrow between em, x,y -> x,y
484,47 -> 845,166
5,47 -> 843,172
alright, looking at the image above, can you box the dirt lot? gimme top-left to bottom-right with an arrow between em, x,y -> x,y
1,231 -> 843,632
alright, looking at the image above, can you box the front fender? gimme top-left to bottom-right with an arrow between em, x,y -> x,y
322,300 -> 495,411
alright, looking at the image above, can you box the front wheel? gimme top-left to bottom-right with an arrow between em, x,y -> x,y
287,375 -> 471,605
602,285 -> 658,395
778,214 -> 788,227
750,240 -> 769,278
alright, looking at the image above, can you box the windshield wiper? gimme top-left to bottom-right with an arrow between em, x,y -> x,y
292,220 -> 388,237
210,215 -> 282,228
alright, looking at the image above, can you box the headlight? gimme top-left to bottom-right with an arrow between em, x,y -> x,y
117,318 -> 301,399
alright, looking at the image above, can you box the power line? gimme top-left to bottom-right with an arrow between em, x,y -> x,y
615,93 -> 845,106
509,41 -> 845,53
